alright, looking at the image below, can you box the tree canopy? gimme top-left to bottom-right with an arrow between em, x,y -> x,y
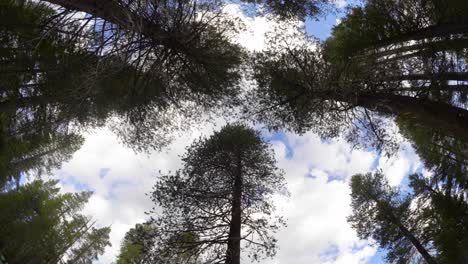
0,0 -> 467,263
148,124 -> 287,264
248,0 -> 468,153
0,180 -> 111,263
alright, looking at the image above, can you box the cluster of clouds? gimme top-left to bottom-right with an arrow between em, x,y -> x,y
49,0 -> 425,263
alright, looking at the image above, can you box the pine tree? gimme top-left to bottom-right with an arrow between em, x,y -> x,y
248,0 -> 468,153
149,124 -> 287,264
348,172 -> 436,264
0,180 -> 111,263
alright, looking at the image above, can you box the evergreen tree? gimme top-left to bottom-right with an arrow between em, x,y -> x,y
0,0 -> 246,151
348,172 -> 436,264
0,128 -> 84,190
248,0 -> 468,152
397,113 -> 468,263
0,180 -> 111,263
241,0 -> 333,19
149,124 -> 287,264
116,223 -> 157,264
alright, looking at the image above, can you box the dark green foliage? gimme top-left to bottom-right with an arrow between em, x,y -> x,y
0,180 -> 110,263
241,0 -> 333,19
149,124 -> 287,263
41,0 -> 245,110
0,126 -> 84,190
0,0 -> 246,152
397,114 -> 468,190
397,113 -> 468,263
116,223 -> 157,264
248,0 -> 468,154
348,172 -> 436,264
409,173 -> 468,264
323,0 -> 468,62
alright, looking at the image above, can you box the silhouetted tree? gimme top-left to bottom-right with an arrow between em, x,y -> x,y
0,127 -> 83,190
348,172 -> 437,264
116,223 -> 157,264
248,0 -> 468,153
241,0 -> 333,19
149,124 -> 287,264
397,113 -> 468,263
1,0 -> 246,152
37,0 -> 244,111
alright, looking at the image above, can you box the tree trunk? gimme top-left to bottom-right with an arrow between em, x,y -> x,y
395,222 -> 437,264
382,72 -> 468,82
369,23 -> 468,50
226,153 -> 242,264
383,84 -> 468,94
355,93 -> 468,143
43,0 -> 173,45
365,37 -> 468,59
372,197 -> 437,264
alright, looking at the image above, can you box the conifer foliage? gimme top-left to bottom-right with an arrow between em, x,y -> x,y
149,124 -> 287,264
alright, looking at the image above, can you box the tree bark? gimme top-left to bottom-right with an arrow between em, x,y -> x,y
382,72 -> 468,82
354,93 -> 468,143
372,197 -> 437,264
225,152 -> 242,264
43,0 -> 177,46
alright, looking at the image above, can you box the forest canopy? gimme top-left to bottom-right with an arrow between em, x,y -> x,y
0,0 -> 466,263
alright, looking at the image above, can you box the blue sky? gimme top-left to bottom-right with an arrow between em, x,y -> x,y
51,1 -> 425,263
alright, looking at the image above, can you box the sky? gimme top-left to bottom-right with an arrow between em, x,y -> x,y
47,1 -> 426,263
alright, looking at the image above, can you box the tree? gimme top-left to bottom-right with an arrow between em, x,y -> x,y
248,0 -> 468,153
36,0 -> 244,112
0,127 -> 84,190
348,99 -> 468,263
0,180 -> 111,263
241,0 -> 333,19
348,172 -> 437,264
116,223 -> 157,264
149,124 -> 287,264
409,173 -> 468,264
397,114 -> 468,263
397,113 -> 468,190
1,0 -> 245,152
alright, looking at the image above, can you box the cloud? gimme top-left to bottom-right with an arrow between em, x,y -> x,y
51,120 -> 227,263
334,0 -> 347,8
258,132 -> 379,264
376,142 -> 422,186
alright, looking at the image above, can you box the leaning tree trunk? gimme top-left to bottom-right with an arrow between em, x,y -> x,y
226,153 -> 243,264
354,93 -> 468,143
373,198 -> 437,264
367,22 -> 468,51
43,0 -> 177,47
395,220 -> 437,264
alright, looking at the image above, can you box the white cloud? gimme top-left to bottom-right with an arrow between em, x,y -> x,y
223,4 -> 312,52
51,120 -> 227,263
334,0 -> 347,8
258,132 -> 379,264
